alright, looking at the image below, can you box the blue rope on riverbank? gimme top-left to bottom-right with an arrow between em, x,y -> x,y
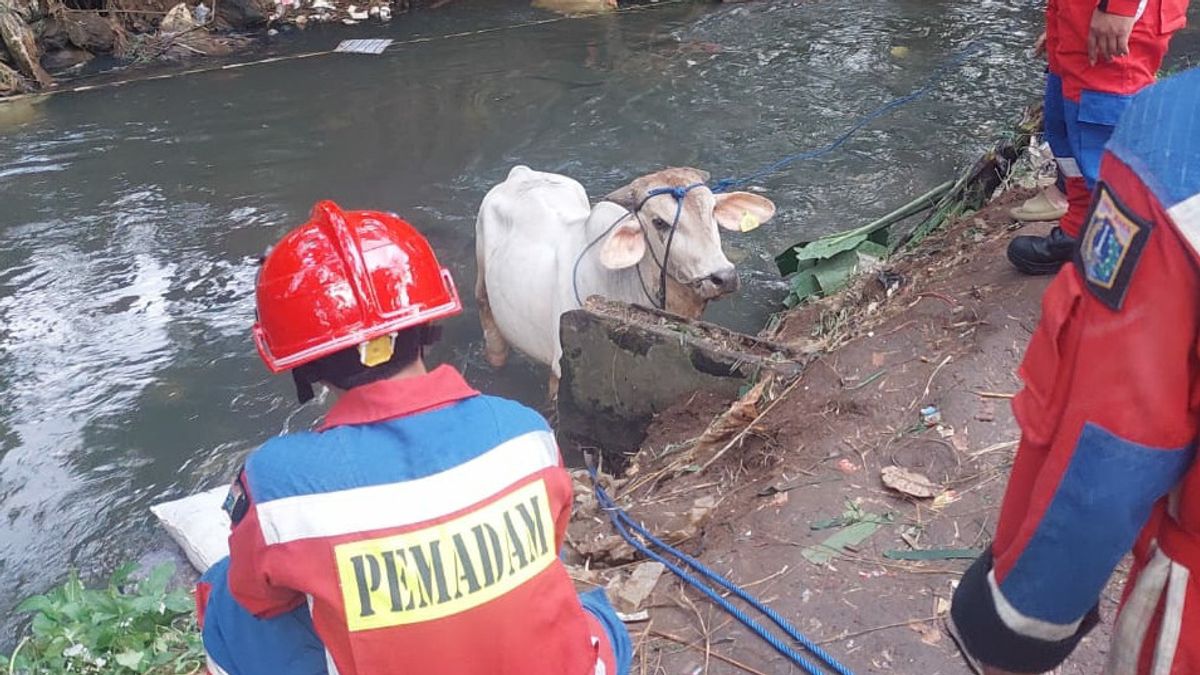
710,42 -> 988,194
589,465 -> 856,675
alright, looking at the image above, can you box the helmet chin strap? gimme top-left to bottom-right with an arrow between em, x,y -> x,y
293,368 -> 317,404
289,325 -> 442,404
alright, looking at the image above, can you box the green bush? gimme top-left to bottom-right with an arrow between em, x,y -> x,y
2,563 -> 205,674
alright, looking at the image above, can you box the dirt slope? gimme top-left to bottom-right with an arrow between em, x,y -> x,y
594,188 -> 1125,674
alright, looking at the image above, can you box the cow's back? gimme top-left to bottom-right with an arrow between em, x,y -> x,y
476,166 -> 592,370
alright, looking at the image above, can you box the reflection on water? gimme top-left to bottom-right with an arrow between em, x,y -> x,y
2,0 -> 1194,643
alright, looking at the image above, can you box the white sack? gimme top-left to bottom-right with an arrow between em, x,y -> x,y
150,486 -> 231,574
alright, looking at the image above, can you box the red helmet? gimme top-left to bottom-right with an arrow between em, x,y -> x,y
253,200 -> 462,373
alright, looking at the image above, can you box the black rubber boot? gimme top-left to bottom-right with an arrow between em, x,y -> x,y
1006,227 -> 1077,276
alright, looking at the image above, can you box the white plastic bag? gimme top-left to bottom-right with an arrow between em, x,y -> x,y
150,486 -> 231,574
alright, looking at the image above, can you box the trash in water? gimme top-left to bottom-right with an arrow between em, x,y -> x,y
920,405 -> 942,427
881,465 -> 942,499
334,38 -> 394,55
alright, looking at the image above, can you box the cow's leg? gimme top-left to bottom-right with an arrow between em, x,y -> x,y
475,269 -> 509,369
547,345 -> 564,402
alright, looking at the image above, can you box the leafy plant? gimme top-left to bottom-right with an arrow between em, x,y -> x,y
2,563 -> 204,674
776,179 -> 954,307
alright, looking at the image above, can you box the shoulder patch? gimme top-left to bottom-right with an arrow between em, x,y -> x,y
222,471 -> 250,525
1076,183 -> 1152,311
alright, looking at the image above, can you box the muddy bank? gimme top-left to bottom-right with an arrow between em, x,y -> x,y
0,0 -> 659,98
565,175 -> 1131,672
0,0 -> 388,97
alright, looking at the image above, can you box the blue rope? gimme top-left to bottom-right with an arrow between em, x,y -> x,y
590,467 -> 855,675
710,42 -> 986,194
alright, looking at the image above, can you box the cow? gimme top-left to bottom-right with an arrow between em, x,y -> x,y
475,165 -> 776,396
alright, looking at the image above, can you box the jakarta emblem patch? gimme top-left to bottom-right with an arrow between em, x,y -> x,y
1076,183 -> 1151,311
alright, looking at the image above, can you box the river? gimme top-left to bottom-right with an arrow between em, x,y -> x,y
1,0 -> 1196,644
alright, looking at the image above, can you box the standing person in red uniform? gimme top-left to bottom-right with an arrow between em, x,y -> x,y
194,201 -> 633,675
1007,0 -> 1189,275
950,68 -> 1200,674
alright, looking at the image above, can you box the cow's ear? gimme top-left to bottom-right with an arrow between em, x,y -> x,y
604,184 -> 639,212
599,222 -> 646,269
714,192 -> 776,233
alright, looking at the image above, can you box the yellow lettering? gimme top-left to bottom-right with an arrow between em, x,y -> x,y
451,533 -> 482,599
380,550 -> 412,612
471,523 -> 505,586
515,496 -> 549,557
350,554 -> 381,618
502,510 -> 529,572
406,542 -> 448,607
334,480 -> 556,630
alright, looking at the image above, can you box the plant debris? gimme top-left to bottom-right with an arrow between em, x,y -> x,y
883,548 -> 983,561
880,465 -> 943,499
803,502 -> 894,565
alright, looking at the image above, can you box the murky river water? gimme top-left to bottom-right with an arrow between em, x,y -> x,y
1,0 -> 1197,642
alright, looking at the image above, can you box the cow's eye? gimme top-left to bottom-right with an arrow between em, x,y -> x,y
651,217 -> 671,232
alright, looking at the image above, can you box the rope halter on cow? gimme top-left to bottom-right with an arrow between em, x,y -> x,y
636,183 -> 706,311
571,182 -> 707,312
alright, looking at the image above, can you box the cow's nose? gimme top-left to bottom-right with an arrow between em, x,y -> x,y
708,268 -> 740,292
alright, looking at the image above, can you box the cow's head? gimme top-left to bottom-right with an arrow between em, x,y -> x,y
599,167 -> 776,304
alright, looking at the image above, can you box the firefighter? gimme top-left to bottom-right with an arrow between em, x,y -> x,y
951,67 -> 1200,674
1007,0 -> 1189,275
194,201 -> 633,675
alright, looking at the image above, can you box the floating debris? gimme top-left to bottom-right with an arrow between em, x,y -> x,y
334,38 -> 394,55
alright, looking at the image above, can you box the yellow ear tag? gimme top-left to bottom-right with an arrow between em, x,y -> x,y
739,211 -> 761,233
358,334 -> 396,367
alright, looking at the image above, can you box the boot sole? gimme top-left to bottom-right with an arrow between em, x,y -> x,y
1008,256 -> 1067,276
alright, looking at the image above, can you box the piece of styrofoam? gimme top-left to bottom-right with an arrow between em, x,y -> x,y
150,486 -> 231,574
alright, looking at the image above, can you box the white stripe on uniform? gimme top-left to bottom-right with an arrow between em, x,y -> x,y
1168,192 -> 1200,259
987,570 -> 1086,642
1105,548 -> 1173,675
1150,560 -> 1190,675
206,655 -> 232,675
1056,157 -> 1083,178
255,430 -> 559,545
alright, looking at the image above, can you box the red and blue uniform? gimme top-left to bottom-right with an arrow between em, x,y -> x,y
1042,0 -> 1188,239
196,365 -> 632,675
951,68 -> 1200,674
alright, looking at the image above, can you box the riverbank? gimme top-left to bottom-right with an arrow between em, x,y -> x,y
0,0 -> 650,99
569,178 -> 1125,672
